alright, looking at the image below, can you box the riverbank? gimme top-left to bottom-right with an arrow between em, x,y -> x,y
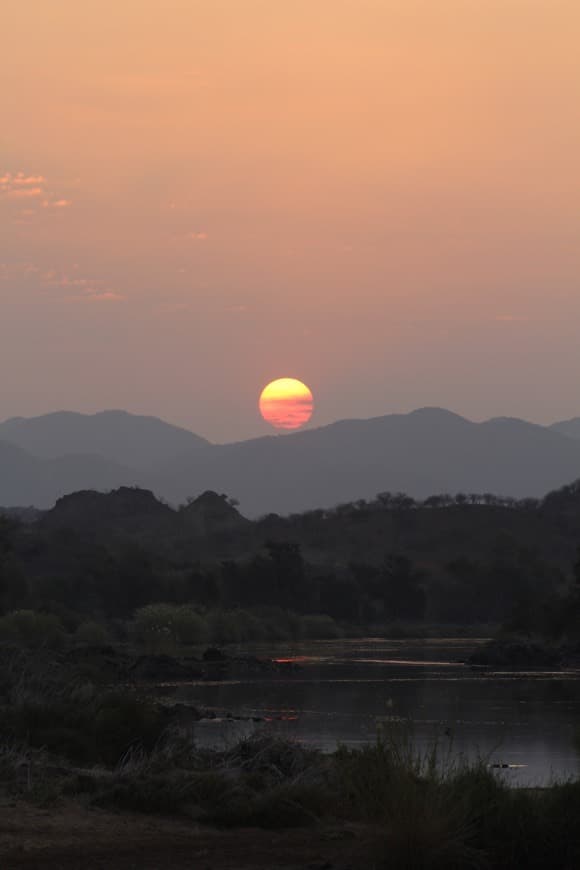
0,803 -> 358,869
2,733 -> 580,869
2,639 -> 580,868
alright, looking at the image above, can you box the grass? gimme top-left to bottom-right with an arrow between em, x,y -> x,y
1,650 -> 580,868
1,727 -> 580,867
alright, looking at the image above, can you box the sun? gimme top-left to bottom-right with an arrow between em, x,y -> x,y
259,378 -> 314,430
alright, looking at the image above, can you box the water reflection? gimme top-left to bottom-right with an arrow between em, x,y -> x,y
169,638 -> 580,786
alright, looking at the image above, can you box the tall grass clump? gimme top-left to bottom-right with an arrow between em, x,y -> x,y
335,722 -> 493,868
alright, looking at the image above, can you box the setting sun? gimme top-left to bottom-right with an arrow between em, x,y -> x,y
259,378 -> 314,431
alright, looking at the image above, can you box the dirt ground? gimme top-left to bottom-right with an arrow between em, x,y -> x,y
0,802 -> 366,869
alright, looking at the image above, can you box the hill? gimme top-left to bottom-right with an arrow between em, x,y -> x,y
162,408 -> 580,515
0,410 -> 208,469
2,480 -> 580,630
3,407 -> 580,515
551,417 -> 580,441
0,440 -> 140,508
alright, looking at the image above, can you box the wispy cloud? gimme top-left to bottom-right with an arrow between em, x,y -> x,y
0,173 -> 46,188
189,231 -> 208,241
65,290 -> 125,303
1,261 -> 125,304
43,269 -> 124,303
6,187 -> 44,199
0,171 -> 72,219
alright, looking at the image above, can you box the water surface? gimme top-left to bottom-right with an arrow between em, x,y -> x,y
170,638 -> 580,786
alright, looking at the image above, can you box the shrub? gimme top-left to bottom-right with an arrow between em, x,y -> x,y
131,604 -> 206,650
74,621 -> 111,645
0,610 -> 65,650
206,609 -> 269,644
0,683 -> 166,767
206,610 -> 243,644
94,692 -> 166,766
302,614 -> 342,639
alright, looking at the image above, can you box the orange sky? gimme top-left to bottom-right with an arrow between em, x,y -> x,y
1,1 -> 579,440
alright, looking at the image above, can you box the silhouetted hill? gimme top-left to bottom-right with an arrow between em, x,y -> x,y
0,440 -> 139,508
180,491 -> 249,536
163,408 -> 580,515
550,418 -> 580,441
4,480 -> 580,630
41,486 -> 174,534
3,408 -> 580,515
0,410 -> 208,469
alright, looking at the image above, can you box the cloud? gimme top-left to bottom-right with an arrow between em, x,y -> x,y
61,286 -> 126,303
0,173 -> 46,188
83,290 -> 125,302
189,231 -> 208,241
0,171 -> 72,217
6,187 -> 44,199
0,261 -> 43,281
38,268 -> 125,303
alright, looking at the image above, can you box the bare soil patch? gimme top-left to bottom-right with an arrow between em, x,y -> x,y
0,801 -> 360,869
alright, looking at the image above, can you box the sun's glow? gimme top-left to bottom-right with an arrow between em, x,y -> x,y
259,378 -> 314,430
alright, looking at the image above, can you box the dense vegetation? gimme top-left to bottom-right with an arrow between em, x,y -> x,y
2,482 -> 580,865
1,633 -> 580,868
2,664 -> 580,870
2,481 -> 580,643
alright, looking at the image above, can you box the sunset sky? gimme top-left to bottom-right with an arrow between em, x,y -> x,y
1,1 -> 579,441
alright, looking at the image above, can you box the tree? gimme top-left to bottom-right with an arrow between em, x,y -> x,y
265,540 -> 307,610
381,555 -> 426,621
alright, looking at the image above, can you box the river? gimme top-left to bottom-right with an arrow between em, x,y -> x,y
166,638 -> 580,786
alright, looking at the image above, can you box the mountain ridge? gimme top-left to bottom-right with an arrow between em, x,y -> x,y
0,409 -> 209,469
2,407 -> 580,515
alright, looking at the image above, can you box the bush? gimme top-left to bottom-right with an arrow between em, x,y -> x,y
94,692 -> 166,766
0,610 -> 65,650
206,609 -> 269,644
302,614 -> 342,639
0,684 -> 166,767
206,610 -> 243,644
74,621 -> 111,645
253,607 -> 303,642
131,604 -> 206,650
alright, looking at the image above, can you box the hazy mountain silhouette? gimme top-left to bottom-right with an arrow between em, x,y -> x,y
0,410 -> 208,469
550,417 -> 580,441
3,407 -> 580,514
162,408 -> 580,515
0,439 -> 140,507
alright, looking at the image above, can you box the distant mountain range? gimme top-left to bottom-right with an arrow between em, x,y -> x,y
0,410 -> 208,468
2,407 -> 580,515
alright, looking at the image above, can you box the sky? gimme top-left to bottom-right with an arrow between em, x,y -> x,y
1,0 -> 579,442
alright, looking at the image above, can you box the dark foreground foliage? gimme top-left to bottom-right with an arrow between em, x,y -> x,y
1,651 -> 579,869
2,727 -> 580,870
